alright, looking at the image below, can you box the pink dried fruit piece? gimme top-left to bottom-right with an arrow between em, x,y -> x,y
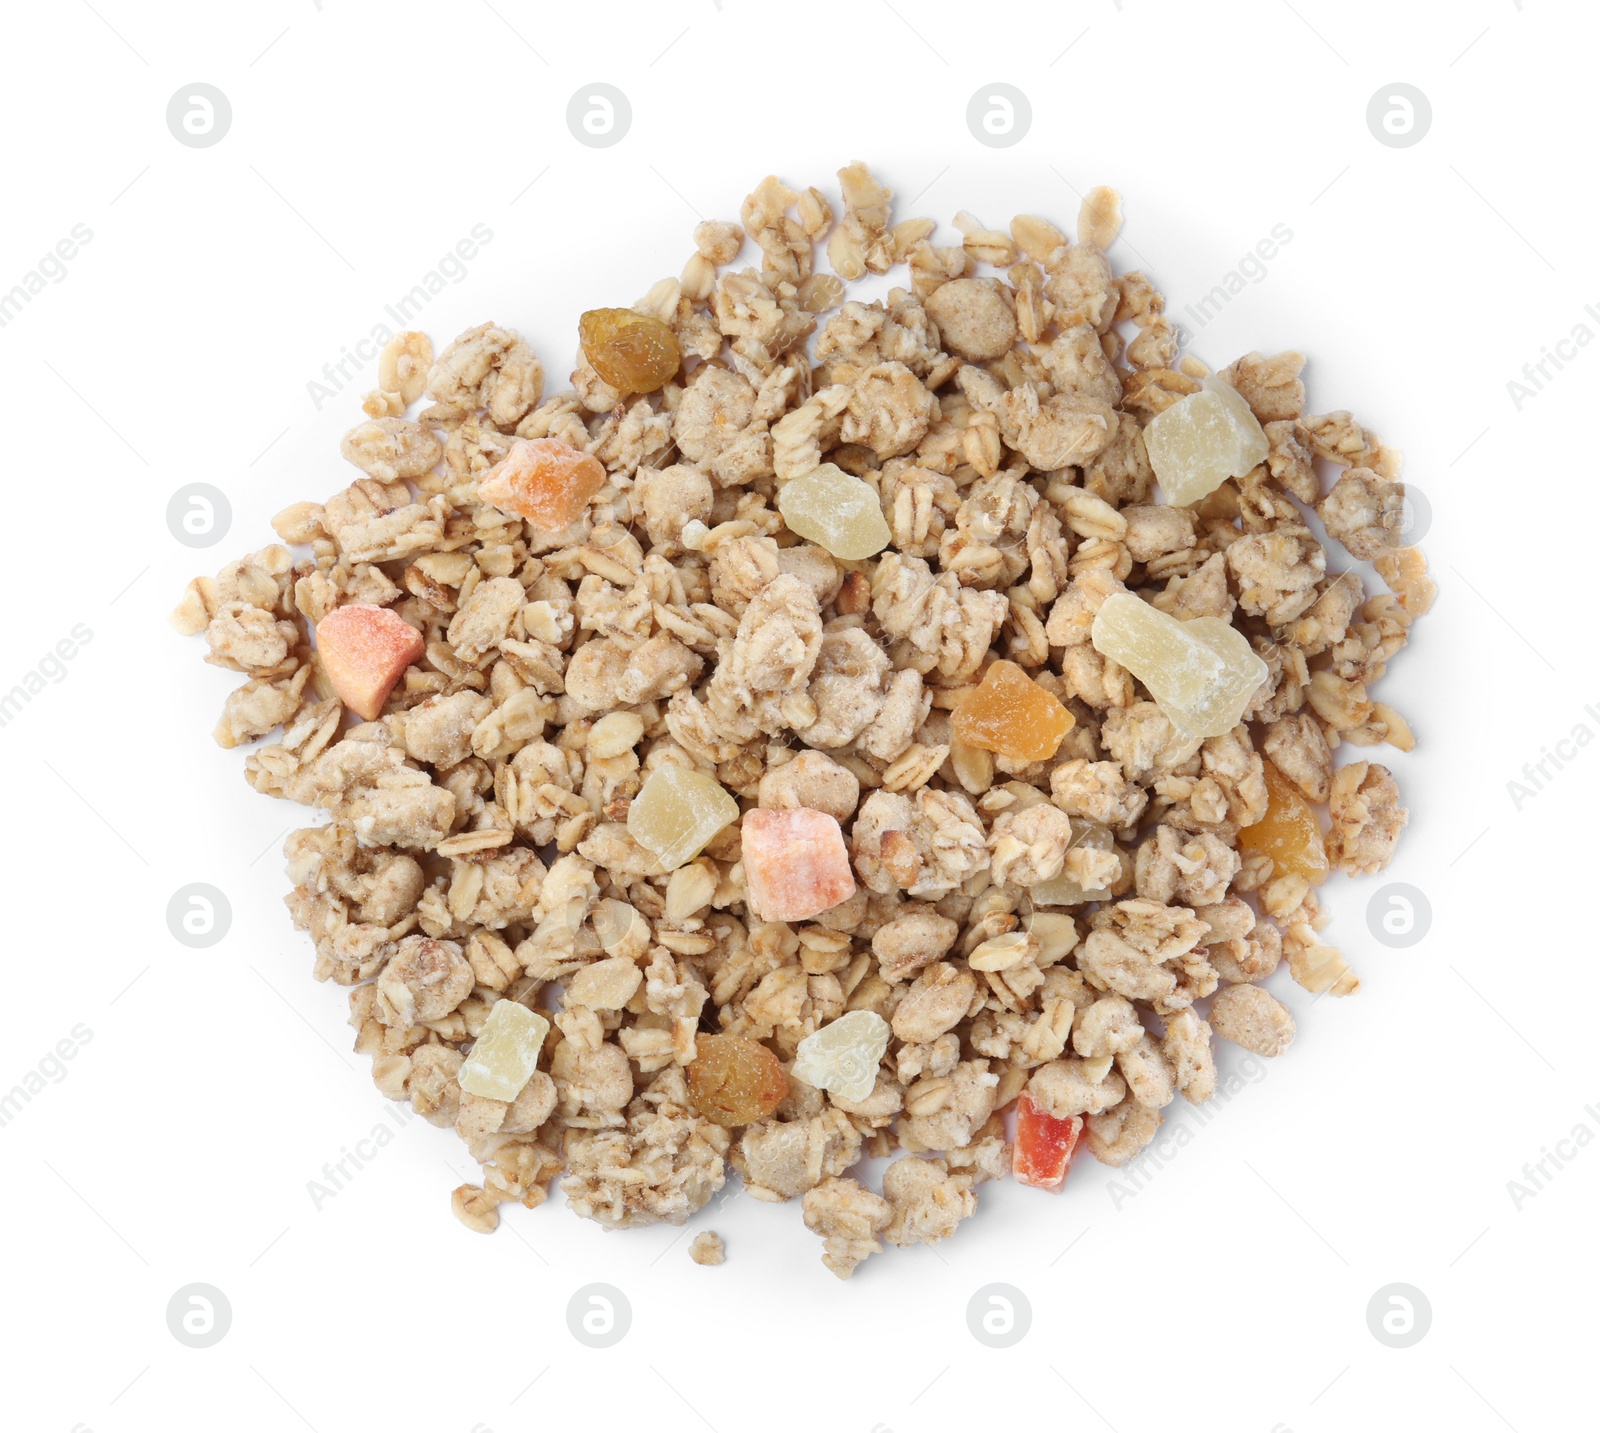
316,604 -> 424,721
741,807 -> 856,923
477,437 -> 606,533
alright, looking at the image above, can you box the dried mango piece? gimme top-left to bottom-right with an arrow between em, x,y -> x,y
1012,1090 -> 1083,1190
579,307 -> 682,393
791,1010 -> 891,1102
315,603 -> 424,721
777,463 -> 891,560
627,764 -> 739,872
458,1000 -> 550,1102
1144,378 -> 1269,506
1239,760 -> 1329,885
687,1033 -> 789,1127
1090,592 -> 1267,739
742,808 -> 856,922
477,437 -> 606,532
951,660 -> 1075,761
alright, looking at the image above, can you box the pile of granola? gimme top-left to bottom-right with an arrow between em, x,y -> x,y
173,164 -> 1432,1277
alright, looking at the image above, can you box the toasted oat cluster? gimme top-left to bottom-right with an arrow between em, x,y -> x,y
172,164 -> 1432,1277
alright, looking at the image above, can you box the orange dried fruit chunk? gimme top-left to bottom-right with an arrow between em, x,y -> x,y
477,438 -> 606,532
579,307 -> 682,393
315,603 -> 424,721
686,1033 -> 789,1127
741,808 -> 857,922
1238,760 -> 1329,885
951,660 -> 1075,762
1012,1090 -> 1082,1190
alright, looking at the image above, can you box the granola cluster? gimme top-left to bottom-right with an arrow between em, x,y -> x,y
173,165 -> 1431,1277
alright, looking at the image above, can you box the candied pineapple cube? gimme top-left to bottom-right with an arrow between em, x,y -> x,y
776,463 -> 891,560
791,1010 -> 891,1102
627,764 -> 739,871
741,807 -> 856,922
477,437 -> 606,533
1090,592 -> 1268,738
1144,378 -> 1269,506
951,660 -> 1075,761
1238,760 -> 1329,884
458,999 -> 550,1102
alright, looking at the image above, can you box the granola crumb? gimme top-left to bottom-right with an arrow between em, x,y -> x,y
689,1230 -> 726,1265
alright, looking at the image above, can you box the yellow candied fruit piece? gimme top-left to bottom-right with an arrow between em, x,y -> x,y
776,463 -> 891,560
626,763 -> 739,871
458,1000 -> 550,1102
579,307 -> 682,393
1143,378 -> 1269,506
791,1010 -> 891,1102
1238,761 -> 1329,885
951,660 -> 1075,762
1090,592 -> 1268,739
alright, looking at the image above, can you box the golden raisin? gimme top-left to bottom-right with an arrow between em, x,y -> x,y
951,660 -> 1075,762
578,307 -> 682,393
686,1033 -> 789,1127
1238,760 -> 1329,885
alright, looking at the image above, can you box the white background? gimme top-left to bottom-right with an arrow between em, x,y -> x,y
1,1 -> 1594,1429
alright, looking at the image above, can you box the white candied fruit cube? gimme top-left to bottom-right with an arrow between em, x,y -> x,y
776,463 -> 891,560
627,763 -> 740,871
791,1010 -> 891,1102
1091,591 -> 1269,738
458,1000 -> 550,1101
1143,378 -> 1269,506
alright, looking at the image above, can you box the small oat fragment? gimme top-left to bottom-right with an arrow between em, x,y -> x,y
1209,985 -> 1295,1057
951,660 -> 1075,761
741,807 -> 856,922
315,604 -> 423,721
689,1231 -> 725,1265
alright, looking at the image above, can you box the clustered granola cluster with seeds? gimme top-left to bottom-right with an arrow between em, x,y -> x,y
173,164 -> 1433,1278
